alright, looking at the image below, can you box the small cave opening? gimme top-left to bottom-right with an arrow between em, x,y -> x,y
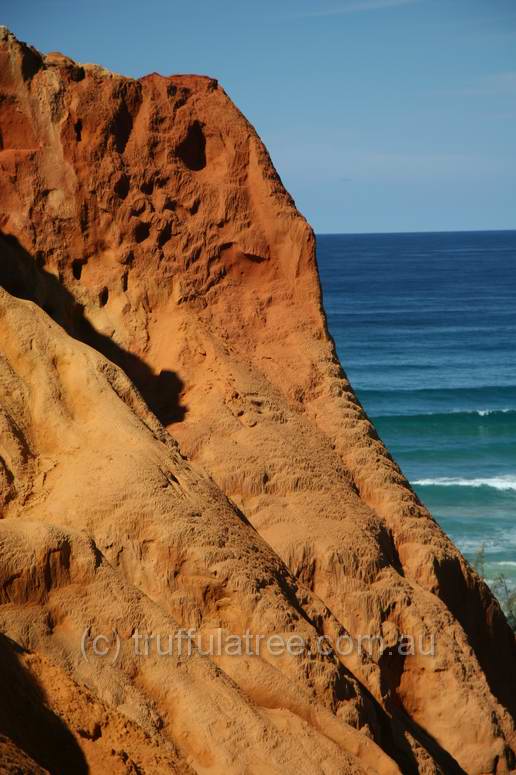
134,221 -> 150,244
163,198 -> 176,212
74,119 -> 82,142
99,287 -> 109,307
114,174 -> 130,200
176,121 -> 206,171
72,259 -> 85,281
111,102 -> 133,154
157,222 -> 172,248
140,180 -> 154,195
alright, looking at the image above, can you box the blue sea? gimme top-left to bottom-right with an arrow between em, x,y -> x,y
317,231 -> 516,595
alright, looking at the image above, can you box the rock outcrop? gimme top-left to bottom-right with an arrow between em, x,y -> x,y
0,27 -> 514,774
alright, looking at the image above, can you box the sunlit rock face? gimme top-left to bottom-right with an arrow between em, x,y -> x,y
0,26 -> 514,775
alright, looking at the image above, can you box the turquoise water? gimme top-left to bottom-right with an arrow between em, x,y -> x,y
317,231 -> 516,593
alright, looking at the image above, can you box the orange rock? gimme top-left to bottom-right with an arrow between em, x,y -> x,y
0,26 -> 514,774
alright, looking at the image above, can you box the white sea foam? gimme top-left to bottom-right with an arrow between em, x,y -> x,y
442,408 -> 514,417
374,408 -> 515,420
413,475 -> 516,492
476,408 -> 513,417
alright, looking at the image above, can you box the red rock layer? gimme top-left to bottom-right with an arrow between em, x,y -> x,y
0,26 -> 514,775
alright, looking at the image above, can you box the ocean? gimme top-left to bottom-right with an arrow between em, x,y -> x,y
317,230 -> 516,597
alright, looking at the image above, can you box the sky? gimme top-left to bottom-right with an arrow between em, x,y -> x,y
2,0 -> 516,233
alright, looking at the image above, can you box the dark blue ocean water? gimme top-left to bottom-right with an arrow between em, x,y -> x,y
317,231 -> 516,592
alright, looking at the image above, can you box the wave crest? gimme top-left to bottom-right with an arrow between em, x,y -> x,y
413,476 -> 516,492
374,408 -> 516,421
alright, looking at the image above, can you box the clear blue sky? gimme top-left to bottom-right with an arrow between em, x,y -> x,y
3,0 -> 516,233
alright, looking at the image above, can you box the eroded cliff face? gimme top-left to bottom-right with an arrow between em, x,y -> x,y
0,27 -> 514,774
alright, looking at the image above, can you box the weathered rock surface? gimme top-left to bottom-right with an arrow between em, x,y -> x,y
0,27 -> 514,774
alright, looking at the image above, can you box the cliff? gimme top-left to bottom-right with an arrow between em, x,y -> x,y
0,27 -> 514,774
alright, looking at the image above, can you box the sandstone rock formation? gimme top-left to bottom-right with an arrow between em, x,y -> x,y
0,27 -> 514,774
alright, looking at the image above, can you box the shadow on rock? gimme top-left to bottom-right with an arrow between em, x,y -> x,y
0,233 -> 186,426
0,633 -> 89,774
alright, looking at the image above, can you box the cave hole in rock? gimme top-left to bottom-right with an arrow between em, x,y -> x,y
134,221 -> 150,243
157,222 -> 172,248
163,198 -> 176,211
111,101 -> 133,154
114,174 -> 130,200
176,121 -> 206,171
74,119 -> 82,142
72,259 -> 85,281
140,179 -> 154,195
99,287 -> 109,307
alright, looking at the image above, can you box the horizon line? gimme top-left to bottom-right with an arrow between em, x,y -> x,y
315,228 -> 516,236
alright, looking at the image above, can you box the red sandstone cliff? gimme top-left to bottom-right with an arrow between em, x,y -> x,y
0,27 -> 514,774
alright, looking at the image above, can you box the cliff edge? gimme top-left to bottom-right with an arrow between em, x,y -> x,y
0,27 -> 514,774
